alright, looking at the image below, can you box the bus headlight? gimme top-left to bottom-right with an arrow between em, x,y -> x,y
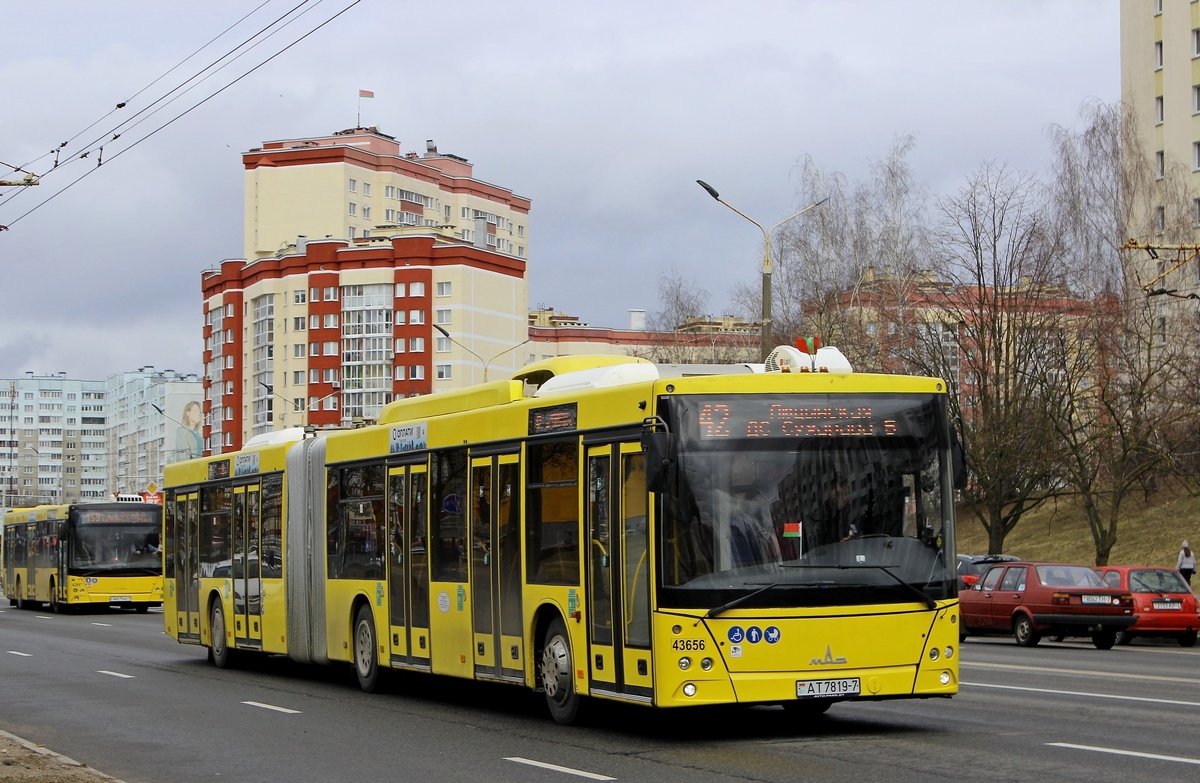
929,647 -> 940,661
700,657 -> 713,671
944,646 -> 954,659
939,672 -> 951,686
682,683 -> 697,697
678,657 -> 692,671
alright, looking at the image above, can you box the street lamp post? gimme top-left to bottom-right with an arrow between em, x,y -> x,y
696,180 -> 828,362
433,325 -> 531,383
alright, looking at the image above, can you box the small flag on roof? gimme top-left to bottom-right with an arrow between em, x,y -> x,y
359,89 -> 374,98
783,522 -> 801,538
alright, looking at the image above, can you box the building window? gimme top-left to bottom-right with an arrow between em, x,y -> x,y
323,368 -> 339,383
225,355 -> 234,369
310,314 -> 320,329
1193,197 -> 1200,225
225,381 -> 234,394
349,226 -> 356,238
461,207 -> 469,218
1194,85 -> 1200,114
310,368 -> 320,383
293,371 -> 305,385
1155,0 -> 1162,13
1156,150 -> 1165,179
363,182 -> 371,197
518,246 -> 525,258
310,342 -> 320,356
409,309 -> 425,325
324,287 -> 338,301
436,281 -> 451,297
294,317 -> 306,331
395,283 -> 406,298
1155,41 -> 1163,70
1195,141 -> 1200,170
324,341 -> 338,356
294,290 -> 307,304
436,364 -> 452,380
409,281 -> 426,297
395,338 -> 406,354
324,313 -> 338,329
409,337 -> 425,353
385,185 -> 394,199
1156,205 -> 1166,230
394,310 -> 406,325
517,225 -> 524,237
1155,96 -> 1164,124
349,202 -> 357,216
294,344 -> 306,358
349,179 -> 357,192
435,308 -> 451,325
410,365 -> 425,380
395,367 -> 405,380
362,206 -> 371,220
436,337 -> 451,352
292,397 -> 304,412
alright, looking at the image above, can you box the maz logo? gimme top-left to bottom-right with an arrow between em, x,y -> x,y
810,645 -> 848,665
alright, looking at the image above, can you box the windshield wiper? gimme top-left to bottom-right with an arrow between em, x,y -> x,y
704,582 -> 785,619
850,564 -> 936,609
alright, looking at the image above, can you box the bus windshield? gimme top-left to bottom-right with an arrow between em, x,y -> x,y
69,508 -> 161,573
657,392 -> 955,610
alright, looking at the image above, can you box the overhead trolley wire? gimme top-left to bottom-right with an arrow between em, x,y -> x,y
1,0 -> 356,227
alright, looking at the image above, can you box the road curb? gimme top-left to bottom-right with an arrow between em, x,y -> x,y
0,728 -> 129,783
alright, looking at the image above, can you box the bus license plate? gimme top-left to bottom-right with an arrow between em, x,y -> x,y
797,678 -> 860,698
1152,601 -> 1181,610
110,596 -> 131,602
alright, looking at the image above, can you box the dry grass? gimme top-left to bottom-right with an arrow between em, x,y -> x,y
955,484 -> 1200,567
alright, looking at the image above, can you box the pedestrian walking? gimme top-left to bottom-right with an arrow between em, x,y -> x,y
1178,540 -> 1196,586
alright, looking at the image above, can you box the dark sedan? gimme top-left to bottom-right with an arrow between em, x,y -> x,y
959,561 -> 1136,649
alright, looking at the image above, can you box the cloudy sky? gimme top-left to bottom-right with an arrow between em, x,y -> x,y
0,0 -> 1118,380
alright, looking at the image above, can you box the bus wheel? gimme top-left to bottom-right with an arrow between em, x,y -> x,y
135,605 -> 150,614
15,578 -> 27,610
354,604 -> 382,693
49,581 -> 59,613
539,617 -> 580,725
210,602 -> 235,669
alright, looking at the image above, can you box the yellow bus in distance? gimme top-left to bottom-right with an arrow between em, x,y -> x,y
3,502 -> 163,612
162,344 -> 962,724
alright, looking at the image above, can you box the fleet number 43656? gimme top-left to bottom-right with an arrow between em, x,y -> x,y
672,639 -> 706,651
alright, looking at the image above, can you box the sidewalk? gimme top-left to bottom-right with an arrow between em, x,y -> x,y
0,730 -> 124,783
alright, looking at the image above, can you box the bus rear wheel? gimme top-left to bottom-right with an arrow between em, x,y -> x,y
354,604 -> 382,693
209,602 -> 235,669
539,617 -> 581,725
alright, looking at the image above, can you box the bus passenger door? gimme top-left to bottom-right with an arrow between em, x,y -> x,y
56,522 -> 68,606
232,487 -> 247,641
407,465 -> 431,669
245,485 -> 262,644
386,466 -> 408,665
232,484 -> 263,647
177,493 -> 201,641
469,453 -> 523,681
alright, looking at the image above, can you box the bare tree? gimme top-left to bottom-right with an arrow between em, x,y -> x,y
630,267 -> 758,364
899,162 -> 1066,555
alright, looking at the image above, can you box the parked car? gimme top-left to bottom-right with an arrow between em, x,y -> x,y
957,553 -> 1020,590
1095,565 -> 1198,648
959,561 -> 1136,649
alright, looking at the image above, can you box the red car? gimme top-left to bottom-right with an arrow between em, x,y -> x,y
1096,566 -> 1198,647
959,561 -> 1136,649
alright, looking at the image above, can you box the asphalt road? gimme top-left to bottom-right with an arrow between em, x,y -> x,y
1,605 -> 1198,783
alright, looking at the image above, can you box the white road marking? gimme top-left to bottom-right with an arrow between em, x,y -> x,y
963,681 -> 1200,707
98,670 -> 134,679
242,701 -> 301,714
91,623 -> 113,627
1049,742 -> 1200,765
7,651 -> 31,657
34,615 -> 52,620
505,757 -> 616,780
962,661 -> 1200,685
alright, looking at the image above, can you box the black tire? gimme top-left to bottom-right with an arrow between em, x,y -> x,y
210,601 -> 235,669
1092,631 -> 1117,650
539,617 -> 581,725
49,581 -> 59,613
1013,614 -> 1041,647
15,579 -> 28,610
1050,635 -> 1065,643
135,604 -> 150,614
354,604 -> 382,693
1179,630 -> 1197,648
1114,630 -> 1133,646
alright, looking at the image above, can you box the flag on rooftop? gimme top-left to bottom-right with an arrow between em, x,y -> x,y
359,89 -> 374,98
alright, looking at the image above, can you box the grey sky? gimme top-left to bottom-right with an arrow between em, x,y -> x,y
0,0 -> 1118,380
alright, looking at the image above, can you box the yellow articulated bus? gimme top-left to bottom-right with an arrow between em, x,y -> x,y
162,344 -> 962,724
3,502 -> 164,613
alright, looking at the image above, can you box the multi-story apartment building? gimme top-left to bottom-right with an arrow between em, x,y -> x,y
202,233 -> 528,452
242,127 -> 531,260
1121,0 -> 1200,250
105,367 -> 203,496
0,374 -> 109,507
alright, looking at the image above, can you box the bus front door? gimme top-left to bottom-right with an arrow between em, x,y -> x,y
470,454 -> 524,681
586,444 -> 653,701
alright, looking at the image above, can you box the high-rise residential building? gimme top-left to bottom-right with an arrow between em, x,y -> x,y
199,127 -> 533,454
1121,0 -> 1200,233
105,367 -> 203,496
202,234 -> 528,453
0,373 -> 109,507
242,127 -> 531,261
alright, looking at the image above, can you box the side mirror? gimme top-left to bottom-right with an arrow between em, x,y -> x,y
641,427 -> 673,494
951,429 -> 968,490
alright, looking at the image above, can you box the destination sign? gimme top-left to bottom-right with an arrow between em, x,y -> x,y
75,509 -> 160,525
529,402 -> 578,435
684,394 -> 937,441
